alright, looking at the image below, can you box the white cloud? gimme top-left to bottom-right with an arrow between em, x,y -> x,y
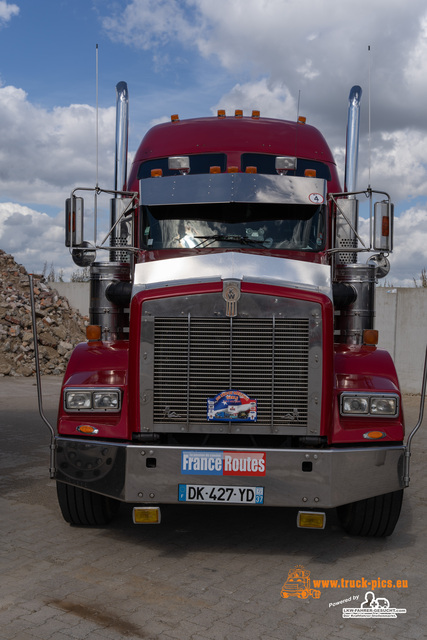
211,78 -> 297,120
0,85 -> 116,208
0,1 -> 19,24
102,0 -> 201,51
0,198 -> 114,280
387,206 -> 427,286
0,202 -> 65,276
102,0 -> 427,125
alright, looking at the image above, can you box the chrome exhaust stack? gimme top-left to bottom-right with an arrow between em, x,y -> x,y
114,81 -> 129,192
335,86 -> 374,345
344,85 -> 362,194
110,81 -> 131,262
335,86 -> 362,266
91,81 -> 132,339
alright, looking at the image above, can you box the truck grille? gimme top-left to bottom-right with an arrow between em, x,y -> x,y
152,316 -> 310,429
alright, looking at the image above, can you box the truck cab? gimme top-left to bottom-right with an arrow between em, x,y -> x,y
53,85 -> 407,536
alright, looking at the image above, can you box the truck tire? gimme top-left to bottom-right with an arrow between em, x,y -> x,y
337,489 -> 403,537
56,481 -> 120,526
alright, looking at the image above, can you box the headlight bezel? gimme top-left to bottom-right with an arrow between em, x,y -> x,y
340,392 -> 399,418
64,387 -> 122,413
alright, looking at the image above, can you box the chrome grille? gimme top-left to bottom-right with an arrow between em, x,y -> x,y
152,316 -> 310,429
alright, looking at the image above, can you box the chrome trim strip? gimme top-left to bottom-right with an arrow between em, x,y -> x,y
140,173 -> 327,206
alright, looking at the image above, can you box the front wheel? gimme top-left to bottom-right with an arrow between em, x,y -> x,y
56,481 -> 120,526
337,489 -> 403,537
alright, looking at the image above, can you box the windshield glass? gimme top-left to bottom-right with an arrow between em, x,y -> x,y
141,203 -> 325,251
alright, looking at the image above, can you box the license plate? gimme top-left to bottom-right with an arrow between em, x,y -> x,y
178,484 -> 264,504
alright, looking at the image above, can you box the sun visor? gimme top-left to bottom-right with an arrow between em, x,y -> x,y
139,173 -> 327,207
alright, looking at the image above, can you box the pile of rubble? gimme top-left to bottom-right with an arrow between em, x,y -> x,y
0,250 -> 87,377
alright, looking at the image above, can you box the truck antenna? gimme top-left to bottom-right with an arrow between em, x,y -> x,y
94,43 -> 99,244
368,45 -> 372,189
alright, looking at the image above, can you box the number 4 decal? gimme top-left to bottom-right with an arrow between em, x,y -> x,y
309,193 -> 324,204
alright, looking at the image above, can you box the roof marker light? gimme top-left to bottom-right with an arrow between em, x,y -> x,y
298,116 -> 306,124
305,169 -> 317,178
252,110 -> 260,119
171,114 -> 179,122
217,109 -> 226,118
235,109 -> 243,118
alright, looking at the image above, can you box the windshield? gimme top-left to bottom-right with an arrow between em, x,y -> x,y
141,202 -> 325,251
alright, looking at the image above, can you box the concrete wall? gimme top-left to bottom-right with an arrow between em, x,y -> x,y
375,288 -> 427,394
52,282 -> 90,318
54,282 -> 427,394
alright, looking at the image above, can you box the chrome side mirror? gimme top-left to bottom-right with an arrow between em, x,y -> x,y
65,196 -> 84,247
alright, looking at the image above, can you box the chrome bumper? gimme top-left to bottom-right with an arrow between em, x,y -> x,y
55,438 -> 404,508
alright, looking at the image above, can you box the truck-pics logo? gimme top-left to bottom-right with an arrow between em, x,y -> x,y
281,565 -> 321,600
181,450 -> 266,476
207,390 -> 257,422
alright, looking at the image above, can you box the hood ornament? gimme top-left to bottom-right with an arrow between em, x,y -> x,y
223,280 -> 241,317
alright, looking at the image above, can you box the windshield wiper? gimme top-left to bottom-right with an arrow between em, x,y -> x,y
193,234 -> 265,248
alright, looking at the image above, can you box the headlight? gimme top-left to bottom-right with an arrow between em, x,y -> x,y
370,397 -> 398,415
93,391 -> 120,410
340,393 -> 399,417
65,391 -> 92,410
64,388 -> 121,412
342,396 -> 369,415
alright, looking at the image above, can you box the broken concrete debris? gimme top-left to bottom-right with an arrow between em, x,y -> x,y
0,250 -> 87,376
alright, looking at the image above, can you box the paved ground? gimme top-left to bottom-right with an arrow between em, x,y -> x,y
0,376 -> 426,639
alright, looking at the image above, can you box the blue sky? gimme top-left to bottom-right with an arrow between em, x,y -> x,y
1,0 -> 427,284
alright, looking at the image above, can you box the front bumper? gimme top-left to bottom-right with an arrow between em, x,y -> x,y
55,438 -> 404,508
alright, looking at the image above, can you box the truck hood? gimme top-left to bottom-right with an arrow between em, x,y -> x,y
132,252 -> 332,300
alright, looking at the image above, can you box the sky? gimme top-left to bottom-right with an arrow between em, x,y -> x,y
1,0 -> 427,284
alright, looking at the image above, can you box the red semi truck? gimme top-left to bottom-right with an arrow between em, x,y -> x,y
39,83 -> 423,535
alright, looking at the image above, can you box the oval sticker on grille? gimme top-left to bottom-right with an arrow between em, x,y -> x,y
207,390 -> 257,422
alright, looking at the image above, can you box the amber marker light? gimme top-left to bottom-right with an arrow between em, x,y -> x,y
151,169 -> 163,178
170,114 -> 179,122
76,425 -> 99,435
298,116 -> 306,124
363,431 -> 386,440
297,511 -> 326,529
210,166 -> 221,174
133,507 -> 161,524
382,216 -> 390,236
217,109 -> 226,118
252,110 -> 260,119
235,109 -> 243,118
227,166 -> 239,173
363,329 -> 379,345
86,325 -> 101,341
304,169 -> 316,178
245,166 -> 257,173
